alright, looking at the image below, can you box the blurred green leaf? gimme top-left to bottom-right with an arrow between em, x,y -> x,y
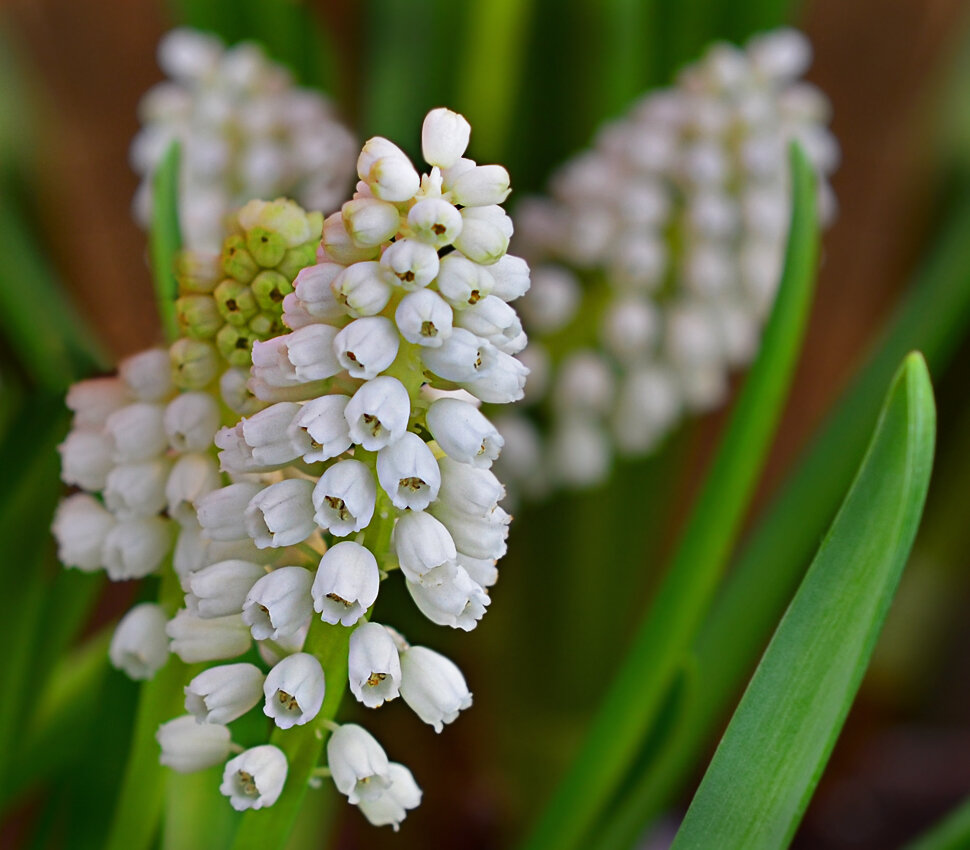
522,144 -> 818,850
150,142 -> 183,344
904,794 -> 970,850
671,352 -> 935,849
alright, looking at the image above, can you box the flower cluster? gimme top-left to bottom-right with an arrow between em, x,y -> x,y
497,28 -> 838,495
131,28 -> 357,251
152,108 -> 528,828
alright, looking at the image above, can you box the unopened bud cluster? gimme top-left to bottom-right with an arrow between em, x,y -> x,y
131,28 -> 356,251
151,108 -> 528,829
498,29 -> 838,495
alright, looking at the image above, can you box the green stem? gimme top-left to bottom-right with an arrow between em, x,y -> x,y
150,142 -> 183,344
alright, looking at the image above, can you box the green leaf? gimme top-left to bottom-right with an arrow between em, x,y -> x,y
670,352 -> 935,848
150,141 -> 183,344
903,794 -> 970,850
521,144 -> 819,850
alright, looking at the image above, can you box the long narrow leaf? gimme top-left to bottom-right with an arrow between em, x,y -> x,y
904,794 -> 970,850
150,142 -> 183,344
522,144 -> 819,850
671,352 -> 935,848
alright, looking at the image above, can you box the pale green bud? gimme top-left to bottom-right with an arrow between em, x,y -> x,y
175,251 -> 221,294
170,339 -> 220,390
176,294 -> 222,339
245,226 -> 287,268
217,324 -> 260,368
251,270 -> 293,312
276,242 -> 318,281
221,234 -> 259,283
214,279 -> 259,327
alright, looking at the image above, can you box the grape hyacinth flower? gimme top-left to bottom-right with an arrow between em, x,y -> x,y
151,108 -> 527,829
131,28 -> 356,251
500,28 -> 838,496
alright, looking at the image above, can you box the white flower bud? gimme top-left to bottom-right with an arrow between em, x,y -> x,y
165,453 -> 221,524
454,295 -> 524,354
220,745 -> 288,811
289,394 -> 352,462
344,376 -> 410,451
327,723 -> 392,804
167,609 -> 252,663
109,602 -> 170,680
245,479 -> 316,549
434,456 -> 504,516
105,402 -> 168,462
421,107 -> 470,169
216,403 -> 304,474
52,494 -> 115,571
406,564 -> 489,631
242,566 -> 313,640
342,198 -> 401,247
219,368 -> 263,417
348,622 -> 402,708
157,28 -> 221,80
58,429 -> 114,491
157,715 -> 231,774
164,392 -> 221,452
553,352 -> 615,416
407,198 -> 463,248
119,348 -> 173,402
394,289 -> 454,348
357,137 -> 420,202
420,328 -> 491,382
185,663 -> 264,725
426,398 -> 503,468
263,652 -> 326,729
186,559 -> 266,618
198,482 -> 263,541
392,512 -> 455,585
357,762 -> 422,831
333,316 -> 400,380
435,253 -> 494,309
399,645 -> 472,732
517,265 -> 580,333
461,350 -> 529,404
449,164 -> 511,207
333,261 -> 395,318
104,458 -> 172,519
549,416 -> 612,488
285,324 -> 344,383
486,254 -> 530,302
311,541 -> 380,627
376,432 -> 441,511
290,262 -> 346,322
432,505 -> 510,561
65,377 -> 128,428
312,459 -> 376,537
322,212 -> 381,265
601,296 -> 660,362
379,239 -> 439,290
453,206 -> 510,264
102,517 -> 173,580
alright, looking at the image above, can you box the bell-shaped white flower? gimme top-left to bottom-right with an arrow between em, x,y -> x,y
119,348 -> 173,402
163,391 -> 221,452
342,198 -> 401,248
322,211 -> 381,265
311,541 -> 380,626
357,137 -> 420,202
109,602 -> 170,680
312,459 -> 376,537
65,376 -> 128,428
289,394 -> 352,462
58,429 -> 114,491
157,715 -> 232,774
420,328 -> 490,382
391,511 -> 456,583
376,432 -> 441,511
290,262 -> 346,322
244,479 -> 316,549
435,253 -> 494,310
219,367 -> 264,416
198,482 -> 263,542
421,107 -> 470,168
399,645 -> 472,732
434,456 -> 505,515
327,723 -> 392,804
332,261 -> 394,317
167,609 -> 252,663
458,553 -> 499,588
186,559 -> 266,618
242,566 -> 313,640
487,253 -> 531,302
454,295 -> 525,354
433,504 -> 510,561
356,762 -> 422,831
344,376 -> 410,451
105,402 -> 168,462
406,563 -> 490,631
284,324 -> 344,383
52,493 -> 115,571
407,198 -> 463,248
165,453 -> 221,524
102,517 -> 173,580
379,238 -> 439,290
103,458 -> 172,519
216,402 -> 304,473
220,745 -> 288,811
262,651 -> 326,729
453,206 -> 509,265
185,663 -> 265,725
394,289 -> 453,348
333,316 -> 400,380
426,398 -> 503,468
348,622 -> 402,708
449,164 -> 511,207
461,349 -> 529,404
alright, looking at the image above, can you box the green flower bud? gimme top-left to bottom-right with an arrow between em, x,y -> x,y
248,311 -> 282,339
237,198 -> 314,248
276,241 -> 318,281
221,234 -> 259,283
216,323 -> 260,368
214,279 -> 259,327
245,226 -> 287,268
175,251 -> 221,294
251,270 -> 294,312
170,338 -> 220,390
176,294 -> 222,339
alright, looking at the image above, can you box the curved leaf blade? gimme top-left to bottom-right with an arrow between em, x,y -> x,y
671,352 -> 936,849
